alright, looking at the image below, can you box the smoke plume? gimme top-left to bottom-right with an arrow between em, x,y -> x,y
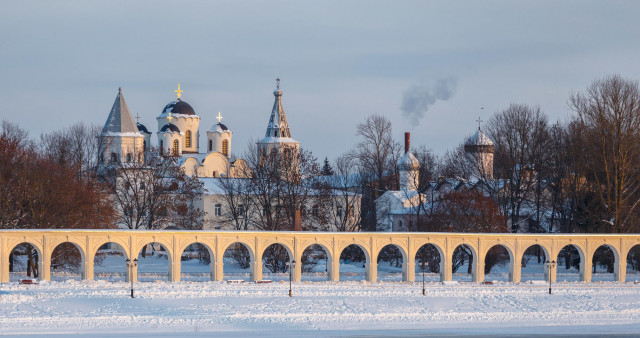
400,78 -> 457,125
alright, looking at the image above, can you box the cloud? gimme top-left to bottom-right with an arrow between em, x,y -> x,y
400,78 -> 457,125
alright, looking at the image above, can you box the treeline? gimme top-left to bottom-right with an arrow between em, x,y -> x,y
344,74 -> 640,234
0,122 -> 116,229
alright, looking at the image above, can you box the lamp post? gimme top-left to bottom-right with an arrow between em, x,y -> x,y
288,260 -> 296,297
126,258 -> 138,298
546,260 -> 556,295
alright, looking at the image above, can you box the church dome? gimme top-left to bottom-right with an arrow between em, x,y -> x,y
136,122 -> 150,134
466,129 -> 494,146
160,123 -> 180,133
398,151 -> 419,170
209,122 -> 230,133
161,99 -> 196,117
464,129 -> 495,153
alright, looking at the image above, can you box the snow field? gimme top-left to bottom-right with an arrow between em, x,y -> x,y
5,253 -> 640,335
2,278 -> 640,336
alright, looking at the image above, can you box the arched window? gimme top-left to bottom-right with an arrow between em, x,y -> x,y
185,130 -> 192,148
284,148 -> 292,166
208,140 -> 212,152
173,139 -> 179,156
143,140 -> 147,152
126,153 -> 132,162
111,152 -> 117,163
222,139 -> 228,156
160,140 -> 164,155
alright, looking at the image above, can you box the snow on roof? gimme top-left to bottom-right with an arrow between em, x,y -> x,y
209,123 -> 232,134
257,136 -> 299,144
102,88 -> 140,136
316,173 -> 363,188
398,151 -> 419,168
200,177 -> 250,195
101,132 -> 143,138
466,128 -> 494,146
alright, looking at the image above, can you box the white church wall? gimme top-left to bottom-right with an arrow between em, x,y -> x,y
201,152 -> 230,177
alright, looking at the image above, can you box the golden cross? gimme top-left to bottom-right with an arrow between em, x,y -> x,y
167,113 -> 173,124
175,84 -> 183,100
216,112 -> 223,123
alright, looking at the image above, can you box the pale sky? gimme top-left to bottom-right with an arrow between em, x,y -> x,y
1,1 -> 639,161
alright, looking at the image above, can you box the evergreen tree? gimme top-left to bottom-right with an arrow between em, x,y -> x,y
321,157 -> 334,176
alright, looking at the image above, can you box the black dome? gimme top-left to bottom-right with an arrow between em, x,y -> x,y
162,99 -> 196,116
218,123 -> 228,131
160,123 -> 180,133
136,122 -> 150,134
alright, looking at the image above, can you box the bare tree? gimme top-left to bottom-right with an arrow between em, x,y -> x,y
242,144 -> 325,231
214,177 -> 254,230
324,154 -> 362,232
485,104 -> 550,232
105,149 -> 203,230
570,74 -> 640,233
355,115 -> 402,230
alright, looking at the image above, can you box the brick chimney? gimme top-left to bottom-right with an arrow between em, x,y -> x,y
404,132 -> 410,154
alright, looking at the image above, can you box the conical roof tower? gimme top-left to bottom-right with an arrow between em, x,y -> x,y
99,88 -> 144,166
102,87 -> 140,135
258,78 -> 299,147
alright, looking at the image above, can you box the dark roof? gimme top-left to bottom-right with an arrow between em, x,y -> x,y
136,122 -> 150,134
162,99 -> 196,116
160,123 -> 180,133
218,123 -> 228,131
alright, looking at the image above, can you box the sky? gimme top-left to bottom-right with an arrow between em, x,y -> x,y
1,1 -> 640,161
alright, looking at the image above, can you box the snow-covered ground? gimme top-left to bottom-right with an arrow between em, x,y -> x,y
3,254 -> 640,336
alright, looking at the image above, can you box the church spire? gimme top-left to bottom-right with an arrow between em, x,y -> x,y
102,87 -> 140,135
264,78 -> 292,139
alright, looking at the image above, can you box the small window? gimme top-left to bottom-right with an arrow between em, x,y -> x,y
111,152 -> 118,163
337,206 -> 343,218
143,140 -> 147,152
160,140 -> 164,155
173,139 -> 179,156
209,140 -> 212,152
215,203 -> 222,216
238,204 -> 245,217
185,130 -> 192,148
222,139 -> 229,156
126,153 -> 132,162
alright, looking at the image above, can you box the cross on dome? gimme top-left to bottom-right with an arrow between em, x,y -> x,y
175,84 -> 183,100
276,77 -> 280,90
216,112 -> 223,123
135,113 -> 141,123
476,116 -> 484,130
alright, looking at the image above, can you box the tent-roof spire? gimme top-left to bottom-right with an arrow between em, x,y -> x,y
101,87 -> 140,135
264,78 -> 292,139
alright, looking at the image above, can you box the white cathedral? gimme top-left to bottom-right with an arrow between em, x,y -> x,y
99,82 -> 308,230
